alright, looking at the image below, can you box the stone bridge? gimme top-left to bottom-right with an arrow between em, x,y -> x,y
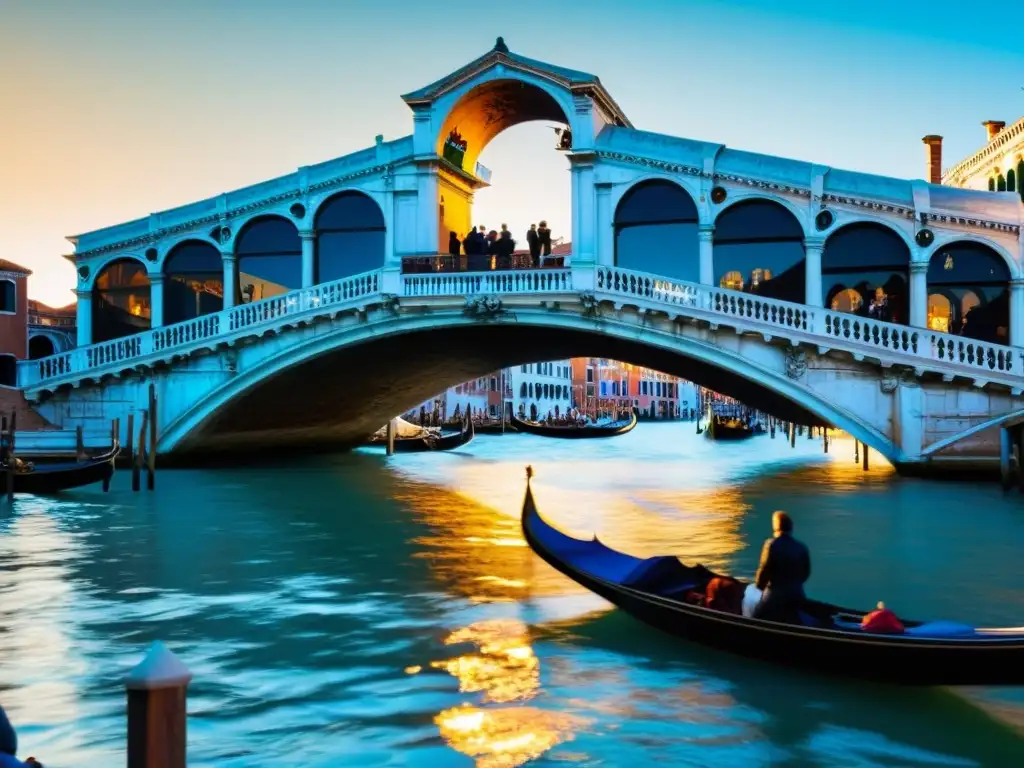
20,264 -> 1024,469
20,37 -> 1024,469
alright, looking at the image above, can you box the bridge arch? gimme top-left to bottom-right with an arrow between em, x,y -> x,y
924,239 -> 1013,342
711,197 -> 806,304
232,214 -> 302,305
431,73 -> 577,174
159,309 -> 900,463
28,334 -> 56,360
311,190 -> 386,283
163,239 -> 224,325
821,221 -> 912,325
613,178 -> 700,282
91,256 -> 152,343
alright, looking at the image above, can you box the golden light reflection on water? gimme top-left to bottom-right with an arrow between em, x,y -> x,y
431,619 -> 590,767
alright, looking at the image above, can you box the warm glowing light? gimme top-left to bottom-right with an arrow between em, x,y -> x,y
431,620 -> 540,704
436,705 -> 587,768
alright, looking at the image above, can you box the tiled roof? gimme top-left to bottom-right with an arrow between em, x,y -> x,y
513,241 -> 572,256
0,259 -> 31,275
29,299 -> 76,316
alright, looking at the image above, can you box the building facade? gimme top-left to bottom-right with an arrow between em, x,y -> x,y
0,260 -> 32,384
508,360 -> 572,421
28,299 -> 76,359
936,119 -> 1024,197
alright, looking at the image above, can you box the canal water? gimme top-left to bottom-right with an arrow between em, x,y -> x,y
1,423 -> 1023,766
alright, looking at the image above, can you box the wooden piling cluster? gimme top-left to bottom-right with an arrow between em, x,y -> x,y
127,383 -> 159,492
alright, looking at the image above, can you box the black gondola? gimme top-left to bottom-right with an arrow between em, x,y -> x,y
371,418 -> 474,453
705,415 -> 756,441
520,468 -> 1024,685
473,420 -> 517,435
510,408 -> 638,439
7,446 -> 118,494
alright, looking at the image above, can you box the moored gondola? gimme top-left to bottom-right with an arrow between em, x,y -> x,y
520,467 -> 1024,685
7,445 -> 118,494
510,408 -> 638,439
705,415 -> 756,441
472,419 -> 517,435
371,417 -> 474,453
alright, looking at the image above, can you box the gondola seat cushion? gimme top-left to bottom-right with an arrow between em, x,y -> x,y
904,621 -> 976,638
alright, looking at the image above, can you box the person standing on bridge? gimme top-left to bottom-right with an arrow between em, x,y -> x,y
537,221 -> 552,264
527,224 -> 540,267
752,511 -> 811,625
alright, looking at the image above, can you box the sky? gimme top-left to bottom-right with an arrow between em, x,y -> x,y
1,0 -> 1021,307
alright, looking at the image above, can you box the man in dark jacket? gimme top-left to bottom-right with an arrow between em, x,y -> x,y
752,511 -> 810,624
526,224 -> 540,267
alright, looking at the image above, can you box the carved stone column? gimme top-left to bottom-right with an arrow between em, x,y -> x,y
149,274 -> 164,328
910,261 -> 929,329
221,250 -> 237,310
1010,278 -> 1024,347
300,229 -> 315,288
698,225 -> 714,286
803,237 -> 824,307
76,289 -> 93,347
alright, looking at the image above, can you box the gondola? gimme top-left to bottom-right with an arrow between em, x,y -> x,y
520,467 -> 1024,685
510,408 -> 638,439
705,415 -> 756,441
473,420 -> 517,435
371,417 -> 474,453
7,445 -> 118,494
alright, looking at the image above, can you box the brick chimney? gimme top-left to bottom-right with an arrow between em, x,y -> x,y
922,135 -> 943,185
982,121 -> 1006,142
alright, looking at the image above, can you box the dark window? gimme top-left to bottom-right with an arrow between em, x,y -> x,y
0,355 -> 14,386
997,174 -> 1007,192
614,180 -> 699,282
1018,161 -> 1024,203
1008,168 -> 1017,193
93,259 -> 151,343
315,191 -> 386,283
235,216 -> 302,304
0,280 -> 15,313
163,240 -> 223,325
988,178 -> 996,192
822,223 -> 911,326
713,199 -> 805,303
29,335 -> 55,359
520,382 -> 527,397
926,241 -> 1011,343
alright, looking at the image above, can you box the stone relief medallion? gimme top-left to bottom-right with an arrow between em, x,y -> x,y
785,345 -> 808,380
463,295 -> 504,320
579,292 -> 601,319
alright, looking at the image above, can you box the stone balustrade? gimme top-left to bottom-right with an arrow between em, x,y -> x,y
18,265 -> 1023,392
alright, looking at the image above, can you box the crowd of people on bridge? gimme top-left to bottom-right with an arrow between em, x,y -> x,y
447,222 -> 557,271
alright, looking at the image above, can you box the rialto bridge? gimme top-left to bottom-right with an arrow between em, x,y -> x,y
20,38 -> 1024,468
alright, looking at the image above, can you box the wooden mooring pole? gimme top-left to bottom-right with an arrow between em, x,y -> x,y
789,422 -> 796,448
386,418 -> 396,456
854,439 -> 860,464
126,413 -> 137,492
862,441 -> 870,471
134,411 -> 148,492
147,384 -> 157,491
125,641 -> 192,768
823,428 -> 829,454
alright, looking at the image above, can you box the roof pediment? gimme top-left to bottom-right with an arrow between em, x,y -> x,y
402,37 -> 631,128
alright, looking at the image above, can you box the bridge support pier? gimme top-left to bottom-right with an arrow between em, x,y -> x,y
1000,427 -> 1013,489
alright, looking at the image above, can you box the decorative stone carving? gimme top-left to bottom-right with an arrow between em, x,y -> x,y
880,372 -> 899,394
463,295 -> 504,319
380,293 -> 401,315
784,346 -> 807,380
579,291 -> 600,318
223,347 -> 239,375
381,165 -> 394,189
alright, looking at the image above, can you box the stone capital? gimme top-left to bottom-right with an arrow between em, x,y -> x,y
75,288 -> 93,300
910,261 -> 930,274
148,273 -> 165,284
220,249 -> 236,261
298,229 -> 315,241
803,237 -> 825,250
1010,278 -> 1024,290
698,225 -> 714,240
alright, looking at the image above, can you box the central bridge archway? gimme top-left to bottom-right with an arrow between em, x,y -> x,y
158,310 -> 898,464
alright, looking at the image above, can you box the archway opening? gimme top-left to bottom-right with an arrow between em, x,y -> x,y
235,216 -> 301,304
713,199 -> 805,303
433,79 -> 572,268
164,240 -> 223,325
314,191 -> 386,283
822,223 -> 910,325
28,335 -> 55,360
614,180 -> 699,281
93,258 -> 151,343
927,241 -> 1010,343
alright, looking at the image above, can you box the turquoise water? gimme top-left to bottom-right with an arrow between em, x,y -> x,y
0,423 -> 1022,766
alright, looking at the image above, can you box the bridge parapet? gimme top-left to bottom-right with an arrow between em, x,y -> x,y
17,265 -> 1024,396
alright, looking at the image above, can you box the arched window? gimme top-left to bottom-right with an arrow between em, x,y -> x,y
614,180 -> 699,281
822,223 -> 910,325
997,174 -> 1007,192
0,280 -> 15,313
988,178 -> 996,192
235,217 -> 302,304
927,241 -> 1011,343
93,258 -> 151,343
1018,160 -> 1024,203
0,355 -> 14,387
163,241 -> 223,325
314,192 -> 386,283
1008,168 -> 1017,193
520,382 -> 527,397
28,335 -> 55,360
713,199 -> 805,303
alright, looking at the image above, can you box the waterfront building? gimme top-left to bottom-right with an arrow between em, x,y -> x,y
28,299 -> 76,359
0,259 -> 33,385
920,119 -> 1024,338
508,361 -> 572,421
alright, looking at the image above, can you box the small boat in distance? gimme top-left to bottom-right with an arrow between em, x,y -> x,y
8,445 -> 118,494
520,467 -> 1024,685
369,417 -> 474,453
705,414 -> 756,441
510,408 -> 638,440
